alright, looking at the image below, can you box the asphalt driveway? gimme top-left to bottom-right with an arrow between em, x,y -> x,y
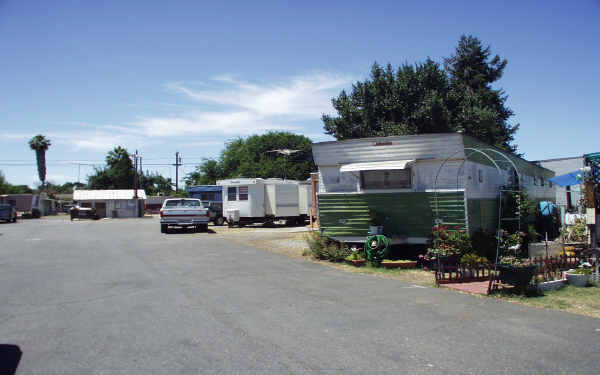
0,218 -> 598,374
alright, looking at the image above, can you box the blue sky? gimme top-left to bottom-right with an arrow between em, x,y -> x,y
1,0 -> 599,187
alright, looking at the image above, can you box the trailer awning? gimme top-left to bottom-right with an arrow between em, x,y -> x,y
340,160 -> 414,172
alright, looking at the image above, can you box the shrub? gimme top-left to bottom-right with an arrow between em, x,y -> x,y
305,232 -> 351,262
470,229 -> 496,261
31,208 -> 41,218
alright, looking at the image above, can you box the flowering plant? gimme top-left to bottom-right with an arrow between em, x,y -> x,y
426,222 -> 472,258
499,255 -> 533,268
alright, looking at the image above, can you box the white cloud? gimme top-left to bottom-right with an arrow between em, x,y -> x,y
51,72 -> 352,152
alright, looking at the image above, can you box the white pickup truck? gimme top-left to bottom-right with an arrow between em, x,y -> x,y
159,198 -> 210,233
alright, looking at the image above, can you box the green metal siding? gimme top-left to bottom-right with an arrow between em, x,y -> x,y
318,192 -> 466,238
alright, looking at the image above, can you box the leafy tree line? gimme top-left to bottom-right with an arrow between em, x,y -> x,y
322,35 -> 519,152
185,131 -> 315,186
87,146 -> 174,196
0,171 -> 34,194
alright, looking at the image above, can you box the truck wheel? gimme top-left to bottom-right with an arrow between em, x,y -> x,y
201,224 -> 208,232
214,216 -> 225,226
161,224 -> 168,233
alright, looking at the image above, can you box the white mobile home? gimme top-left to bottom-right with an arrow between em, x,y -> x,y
217,178 -> 307,226
312,133 -> 555,244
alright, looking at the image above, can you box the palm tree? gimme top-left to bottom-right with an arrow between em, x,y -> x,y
28,135 -> 51,192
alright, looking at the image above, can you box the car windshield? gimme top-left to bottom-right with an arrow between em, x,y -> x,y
165,199 -> 203,208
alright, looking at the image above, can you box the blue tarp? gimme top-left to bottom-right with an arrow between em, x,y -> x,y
549,170 -> 584,187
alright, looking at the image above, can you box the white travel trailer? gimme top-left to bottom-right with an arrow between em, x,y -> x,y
217,178 -> 308,226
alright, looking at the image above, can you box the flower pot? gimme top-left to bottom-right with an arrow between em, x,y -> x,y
497,264 -> 537,286
347,259 -> 366,267
536,279 -> 566,292
565,272 -> 590,287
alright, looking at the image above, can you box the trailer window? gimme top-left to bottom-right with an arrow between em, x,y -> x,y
361,169 -> 411,189
239,186 -> 248,201
227,187 -> 237,201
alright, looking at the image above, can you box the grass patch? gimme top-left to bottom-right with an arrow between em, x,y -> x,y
324,262 -> 436,286
492,284 -> 600,319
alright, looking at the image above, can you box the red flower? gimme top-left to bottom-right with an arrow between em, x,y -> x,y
433,225 -> 438,231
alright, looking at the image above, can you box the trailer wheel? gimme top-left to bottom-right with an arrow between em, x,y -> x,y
161,224 -> 168,233
214,216 -> 225,226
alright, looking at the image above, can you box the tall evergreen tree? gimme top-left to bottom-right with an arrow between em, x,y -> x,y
322,35 -> 519,152
444,35 -> 518,151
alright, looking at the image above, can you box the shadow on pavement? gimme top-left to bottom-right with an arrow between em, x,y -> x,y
0,344 -> 22,375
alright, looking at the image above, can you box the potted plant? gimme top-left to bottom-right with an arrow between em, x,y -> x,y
497,256 -> 537,289
460,253 -> 488,279
565,264 -> 592,287
381,259 -> 418,269
368,208 -> 385,235
345,247 -> 366,267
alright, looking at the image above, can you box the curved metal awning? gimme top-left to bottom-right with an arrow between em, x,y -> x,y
339,159 -> 414,172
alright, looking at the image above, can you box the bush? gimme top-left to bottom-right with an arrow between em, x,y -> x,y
471,229 -> 496,261
31,208 -> 41,218
305,232 -> 351,262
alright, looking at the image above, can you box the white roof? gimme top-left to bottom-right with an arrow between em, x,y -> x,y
73,189 -> 147,200
340,160 -> 414,172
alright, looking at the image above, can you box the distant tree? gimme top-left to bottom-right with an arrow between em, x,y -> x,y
28,135 -> 51,191
88,146 -> 135,189
322,35 -> 519,152
0,171 -> 34,194
185,132 -> 315,185
139,172 -> 173,196
185,159 -> 223,186
87,147 -> 174,195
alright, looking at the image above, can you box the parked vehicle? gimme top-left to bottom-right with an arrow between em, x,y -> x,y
217,178 -> 308,227
159,198 -> 210,233
70,206 -> 100,220
186,185 -> 226,226
0,203 -> 17,223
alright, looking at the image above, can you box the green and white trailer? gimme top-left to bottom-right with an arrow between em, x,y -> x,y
312,133 -> 555,244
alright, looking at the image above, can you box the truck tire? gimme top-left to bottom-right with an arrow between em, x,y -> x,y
161,224 -> 168,233
214,216 -> 225,226
201,224 -> 208,232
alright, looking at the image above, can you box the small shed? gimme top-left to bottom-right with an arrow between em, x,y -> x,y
73,189 -> 146,218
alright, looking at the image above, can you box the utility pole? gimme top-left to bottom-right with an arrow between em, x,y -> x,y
134,150 -> 138,199
173,152 -> 182,192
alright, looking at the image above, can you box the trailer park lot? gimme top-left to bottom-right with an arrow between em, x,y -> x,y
1,217 -> 599,375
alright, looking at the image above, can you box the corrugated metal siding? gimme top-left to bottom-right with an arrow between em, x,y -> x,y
312,133 -> 464,166
462,136 -> 554,179
318,191 -> 466,238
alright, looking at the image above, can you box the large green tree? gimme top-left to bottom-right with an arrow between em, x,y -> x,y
88,146 -> 135,189
185,132 -> 315,185
322,35 -> 518,151
444,35 -> 517,151
87,146 -> 174,195
28,134 -> 51,191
